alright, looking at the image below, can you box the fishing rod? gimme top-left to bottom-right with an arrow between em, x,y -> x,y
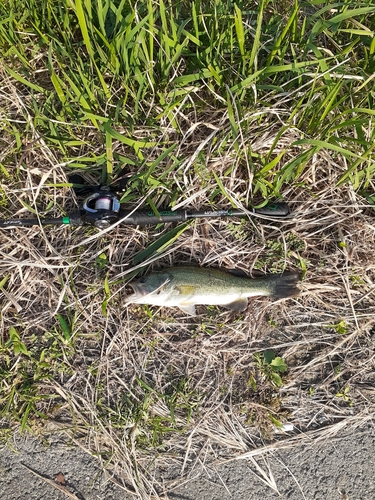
0,176 -> 290,229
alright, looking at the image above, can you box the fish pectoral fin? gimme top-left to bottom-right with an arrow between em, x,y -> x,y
223,298 -> 248,312
177,304 -> 197,316
175,286 -> 196,315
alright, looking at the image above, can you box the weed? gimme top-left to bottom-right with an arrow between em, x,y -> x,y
253,350 -> 288,388
95,252 -> 108,270
324,320 -> 349,335
349,273 -> 365,287
254,232 -> 305,272
97,376 -> 202,449
336,385 -> 354,407
226,219 -> 249,241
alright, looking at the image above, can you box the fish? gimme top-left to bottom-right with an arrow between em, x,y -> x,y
125,266 -> 300,316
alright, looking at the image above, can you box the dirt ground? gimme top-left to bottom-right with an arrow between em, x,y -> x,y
1,422 -> 374,500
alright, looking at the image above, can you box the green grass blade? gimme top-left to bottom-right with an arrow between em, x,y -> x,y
293,138 -> 371,161
105,127 -> 113,185
234,4 -> 245,58
68,0 -> 94,59
327,7 -> 375,25
267,0 -> 298,65
4,66 -> 44,93
132,223 -> 191,265
102,122 -> 156,160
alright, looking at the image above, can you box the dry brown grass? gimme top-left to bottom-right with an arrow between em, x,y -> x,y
1,75 -> 375,500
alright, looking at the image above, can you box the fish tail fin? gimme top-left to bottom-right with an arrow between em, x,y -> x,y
267,272 -> 301,299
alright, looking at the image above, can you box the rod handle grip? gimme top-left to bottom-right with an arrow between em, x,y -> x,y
253,202 -> 289,217
119,210 -> 186,225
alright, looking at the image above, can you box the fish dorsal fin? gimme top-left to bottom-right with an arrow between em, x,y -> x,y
222,298 -> 248,312
226,268 -> 249,278
177,305 -> 197,316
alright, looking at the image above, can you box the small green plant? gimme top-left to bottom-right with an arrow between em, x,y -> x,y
336,385 -> 354,407
334,364 -> 342,376
247,373 -> 257,391
0,315 -> 82,432
98,376 -> 201,449
349,273 -> 365,287
5,327 -> 29,357
268,413 -> 283,428
95,252 -> 108,270
253,350 -> 288,388
268,317 -> 277,327
200,321 -> 215,335
226,219 -> 249,241
254,233 -> 306,272
324,320 -> 349,335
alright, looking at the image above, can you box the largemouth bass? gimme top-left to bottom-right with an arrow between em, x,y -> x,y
125,266 -> 300,316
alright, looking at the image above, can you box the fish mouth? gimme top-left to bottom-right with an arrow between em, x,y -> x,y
125,276 -> 171,304
124,283 -> 146,303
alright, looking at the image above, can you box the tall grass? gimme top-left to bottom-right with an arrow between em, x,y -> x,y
1,0 -> 374,193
